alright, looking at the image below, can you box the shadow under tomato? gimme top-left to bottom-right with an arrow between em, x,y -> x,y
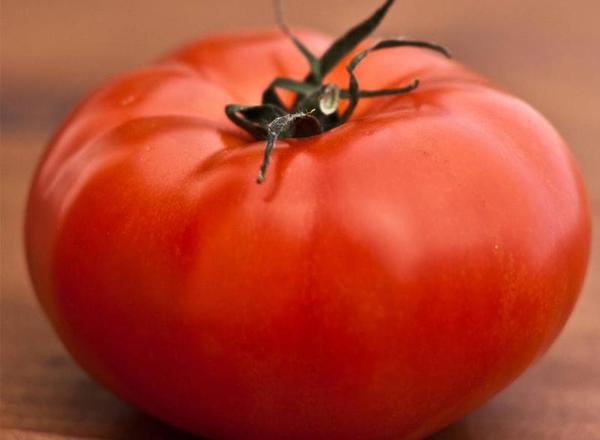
427,420 -> 474,440
113,410 -> 203,440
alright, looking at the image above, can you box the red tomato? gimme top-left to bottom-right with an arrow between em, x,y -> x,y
26,11 -> 590,440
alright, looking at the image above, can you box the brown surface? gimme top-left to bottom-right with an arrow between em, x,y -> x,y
1,1 -> 599,439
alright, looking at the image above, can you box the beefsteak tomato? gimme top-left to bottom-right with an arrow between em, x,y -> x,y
25,1 -> 590,439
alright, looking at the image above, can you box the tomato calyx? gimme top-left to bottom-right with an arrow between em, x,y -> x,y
225,0 -> 450,183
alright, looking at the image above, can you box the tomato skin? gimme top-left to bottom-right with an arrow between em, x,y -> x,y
25,28 -> 591,440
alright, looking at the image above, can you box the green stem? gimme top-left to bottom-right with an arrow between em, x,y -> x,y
225,0 -> 451,183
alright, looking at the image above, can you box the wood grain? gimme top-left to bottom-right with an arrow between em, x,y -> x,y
2,1 -> 599,439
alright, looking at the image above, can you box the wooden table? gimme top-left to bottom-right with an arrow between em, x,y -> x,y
2,1 -> 599,438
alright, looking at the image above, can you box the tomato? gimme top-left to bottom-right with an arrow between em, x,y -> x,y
25,1 -> 590,439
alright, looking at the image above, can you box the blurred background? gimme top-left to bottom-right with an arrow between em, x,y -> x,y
1,1 -> 599,438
